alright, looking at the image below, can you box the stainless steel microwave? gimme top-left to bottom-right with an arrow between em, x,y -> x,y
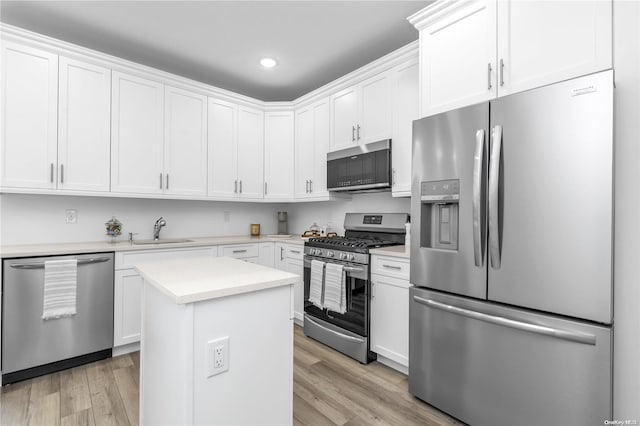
327,139 -> 391,192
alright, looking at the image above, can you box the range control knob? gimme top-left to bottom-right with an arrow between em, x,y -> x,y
327,251 -> 334,257
315,249 -> 322,256
347,253 -> 355,261
339,252 -> 347,260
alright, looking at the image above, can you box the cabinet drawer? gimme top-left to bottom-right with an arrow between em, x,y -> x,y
115,247 -> 215,269
221,244 -> 260,259
371,255 -> 410,280
277,244 -> 304,261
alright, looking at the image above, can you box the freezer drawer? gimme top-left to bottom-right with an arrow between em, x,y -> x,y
408,287 -> 612,426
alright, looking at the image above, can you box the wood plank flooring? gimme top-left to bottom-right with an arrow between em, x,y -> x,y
1,326 -> 460,426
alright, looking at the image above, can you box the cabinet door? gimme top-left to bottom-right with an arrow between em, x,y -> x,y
294,106 -> 314,198
418,0 -> 497,116
259,242 -> 275,267
358,72 -> 392,144
58,57 -> 111,192
497,0 -> 612,96
391,59 -> 419,197
111,71 -> 164,194
237,105 -> 264,199
1,42 -> 58,189
370,274 -> 410,367
264,111 -> 294,200
330,86 -> 358,149
114,269 -> 143,346
164,86 -> 207,196
208,97 -> 237,198
311,99 -> 331,196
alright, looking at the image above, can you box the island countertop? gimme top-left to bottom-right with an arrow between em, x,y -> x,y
135,256 -> 299,304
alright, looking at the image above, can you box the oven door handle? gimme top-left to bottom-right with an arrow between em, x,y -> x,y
305,316 -> 365,343
343,266 -> 364,273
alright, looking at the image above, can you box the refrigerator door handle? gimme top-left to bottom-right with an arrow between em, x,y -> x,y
473,129 -> 485,267
489,125 -> 503,269
413,296 -> 597,345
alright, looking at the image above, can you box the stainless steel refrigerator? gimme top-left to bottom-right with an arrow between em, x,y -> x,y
409,70 -> 613,425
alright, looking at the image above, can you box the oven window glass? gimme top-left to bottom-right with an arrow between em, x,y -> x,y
303,264 -> 368,337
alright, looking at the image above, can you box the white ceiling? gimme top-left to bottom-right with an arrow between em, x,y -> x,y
0,1 -> 430,101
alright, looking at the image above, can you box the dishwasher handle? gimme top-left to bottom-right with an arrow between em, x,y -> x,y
9,256 -> 112,269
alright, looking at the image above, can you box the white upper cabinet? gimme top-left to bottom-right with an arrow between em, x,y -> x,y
264,111 -> 294,200
330,72 -> 392,150
236,105 -> 264,199
111,71 -> 164,194
208,97 -> 238,198
208,99 -> 264,200
58,57 -> 111,192
496,0 -> 612,97
1,42 -> 58,189
391,58 -> 419,197
295,98 -> 331,199
164,85 -> 208,196
409,0 -> 612,117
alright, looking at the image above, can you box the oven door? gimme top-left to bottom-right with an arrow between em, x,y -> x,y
303,255 -> 369,337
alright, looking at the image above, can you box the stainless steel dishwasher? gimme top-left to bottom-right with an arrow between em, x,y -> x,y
2,253 -> 114,384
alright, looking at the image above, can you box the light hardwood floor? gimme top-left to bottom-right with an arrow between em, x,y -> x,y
1,326 -> 460,426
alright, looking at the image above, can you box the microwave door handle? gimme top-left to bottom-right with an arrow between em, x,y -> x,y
473,129 -> 485,267
489,125 -> 502,269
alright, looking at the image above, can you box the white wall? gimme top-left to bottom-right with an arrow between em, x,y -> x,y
613,0 -> 640,419
284,192 -> 411,235
0,194 -> 286,245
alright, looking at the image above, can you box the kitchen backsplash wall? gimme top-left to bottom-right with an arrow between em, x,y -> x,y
0,192 -> 410,245
286,192 -> 411,235
0,194 -> 286,245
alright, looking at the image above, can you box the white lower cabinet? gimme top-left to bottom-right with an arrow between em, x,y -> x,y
275,243 -> 304,324
259,242 -> 275,267
113,246 -> 216,350
370,254 -> 410,372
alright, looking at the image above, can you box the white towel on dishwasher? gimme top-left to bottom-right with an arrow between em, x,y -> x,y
323,263 -> 346,314
309,260 -> 325,308
42,259 -> 78,320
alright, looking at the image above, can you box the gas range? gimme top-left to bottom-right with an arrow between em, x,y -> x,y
304,237 -> 399,264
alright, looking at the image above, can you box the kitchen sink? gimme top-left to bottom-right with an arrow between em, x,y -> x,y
132,238 -> 194,245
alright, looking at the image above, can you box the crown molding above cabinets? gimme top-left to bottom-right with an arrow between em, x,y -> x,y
0,23 -> 418,202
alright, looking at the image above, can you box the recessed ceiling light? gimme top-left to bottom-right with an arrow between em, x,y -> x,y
260,57 -> 278,68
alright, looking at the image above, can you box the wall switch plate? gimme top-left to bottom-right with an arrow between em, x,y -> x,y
206,336 -> 229,377
65,209 -> 77,224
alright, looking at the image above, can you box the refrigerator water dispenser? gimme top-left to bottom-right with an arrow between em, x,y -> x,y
420,179 -> 459,251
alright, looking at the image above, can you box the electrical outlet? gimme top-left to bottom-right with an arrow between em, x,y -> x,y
65,209 -> 77,224
206,336 -> 229,377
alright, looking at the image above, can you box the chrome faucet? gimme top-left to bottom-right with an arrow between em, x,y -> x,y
153,217 -> 166,240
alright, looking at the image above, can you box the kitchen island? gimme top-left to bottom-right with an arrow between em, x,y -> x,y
134,256 -> 298,426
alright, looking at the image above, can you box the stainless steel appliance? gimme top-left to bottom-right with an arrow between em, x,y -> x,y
277,211 -> 288,235
327,139 -> 391,192
2,253 -> 114,384
303,212 -> 408,363
409,70 -> 614,425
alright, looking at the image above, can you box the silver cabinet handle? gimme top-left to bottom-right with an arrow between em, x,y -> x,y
473,129 -> 485,267
280,246 -> 284,261
382,264 -> 402,270
159,173 -> 163,190
487,62 -> 493,90
413,296 -> 597,345
10,257 -> 111,269
290,250 -> 301,254
309,180 -> 313,193
234,180 -> 238,193
392,168 -> 396,186
352,126 -> 356,142
306,180 -> 310,193
166,174 -> 169,190
489,125 -> 502,269
371,281 -> 375,299
239,180 -> 243,194
264,181 -> 267,195
499,58 -> 505,87
356,124 -> 361,141
60,164 -> 64,184
305,315 -> 364,343
50,163 -> 54,183
232,249 -> 247,254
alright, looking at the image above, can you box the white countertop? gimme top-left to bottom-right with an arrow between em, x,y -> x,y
0,235 -> 304,258
369,245 -> 410,259
135,256 -> 298,304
